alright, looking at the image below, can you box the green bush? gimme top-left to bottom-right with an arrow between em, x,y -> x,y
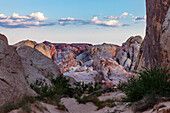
51,75 -> 73,96
30,79 -> 55,100
73,82 -> 102,97
30,75 -> 103,110
119,67 -> 170,102
30,75 -> 74,100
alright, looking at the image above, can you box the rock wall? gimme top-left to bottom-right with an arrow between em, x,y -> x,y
0,38 -> 34,107
116,36 -> 143,71
135,0 -> 170,69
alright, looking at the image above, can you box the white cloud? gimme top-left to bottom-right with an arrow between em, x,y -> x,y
91,16 -> 122,27
121,12 -> 128,16
29,12 -> 48,21
60,17 -> 75,21
0,14 -> 7,19
57,16 -> 129,27
10,12 -> 47,20
0,12 -> 52,28
132,15 -> 146,22
104,12 -> 129,19
11,13 -> 30,19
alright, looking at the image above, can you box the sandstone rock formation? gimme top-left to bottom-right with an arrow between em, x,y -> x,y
43,41 -> 92,56
14,40 -> 51,58
44,42 -> 92,73
14,40 -> 37,49
76,43 -> 118,62
17,46 -> 61,85
116,36 -> 143,71
43,41 -> 134,87
0,38 -> 34,107
92,58 -> 131,87
135,0 -> 170,69
0,33 -> 8,44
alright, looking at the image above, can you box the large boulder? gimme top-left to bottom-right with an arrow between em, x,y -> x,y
92,58 -> 131,87
0,39 -> 34,107
17,46 -> 61,85
135,0 -> 170,69
14,40 -> 51,58
116,36 -> 143,71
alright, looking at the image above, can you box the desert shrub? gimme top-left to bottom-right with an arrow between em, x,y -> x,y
30,75 -> 104,110
30,79 -> 55,100
119,66 -> 170,102
30,75 -> 74,100
50,75 -> 74,96
30,75 -> 73,111
73,82 -> 103,97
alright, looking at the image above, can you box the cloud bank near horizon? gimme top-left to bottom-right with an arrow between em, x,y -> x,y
0,12 -> 145,28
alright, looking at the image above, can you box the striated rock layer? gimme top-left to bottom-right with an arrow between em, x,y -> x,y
135,0 -> 170,69
0,38 -> 34,107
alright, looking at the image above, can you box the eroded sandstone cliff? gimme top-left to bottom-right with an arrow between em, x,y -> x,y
135,0 -> 170,69
0,36 -> 35,107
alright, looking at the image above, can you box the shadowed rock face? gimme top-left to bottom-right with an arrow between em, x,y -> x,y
135,0 -> 170,69
0,33 -> 8,44
0,39 -> 34,107
17,46 -> 61,85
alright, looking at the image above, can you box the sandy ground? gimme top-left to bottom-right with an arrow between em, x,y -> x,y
8,92 -> 170,113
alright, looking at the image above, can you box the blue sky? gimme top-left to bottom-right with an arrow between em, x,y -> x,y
0,0 -> 146,45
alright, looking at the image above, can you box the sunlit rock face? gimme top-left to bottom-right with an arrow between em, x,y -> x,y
43,40 -> 139,87
115,35 -> 143,71
43,41 -> 92,73
14,40 -> 51,58
17,46 -> 61,85
92,58 -> 132,87
0,37 -> 34,107
135,0 -> 170,69
76,43 -> 118,63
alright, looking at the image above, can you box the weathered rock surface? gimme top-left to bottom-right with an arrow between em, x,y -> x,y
14,40 -> 37,49
0,33 -> 8,44
35,43 -> 51,58
0,39 -> 34,107
17,46 -> 61,85
14,40 -> 51,58
135,0 -> 170,69
44,42 -> 92,73
92,58 -> 131,87
116,35 -> 143,71
43,41 -> 92,57
76,43 -> 118,62
43,41 -> 133,87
